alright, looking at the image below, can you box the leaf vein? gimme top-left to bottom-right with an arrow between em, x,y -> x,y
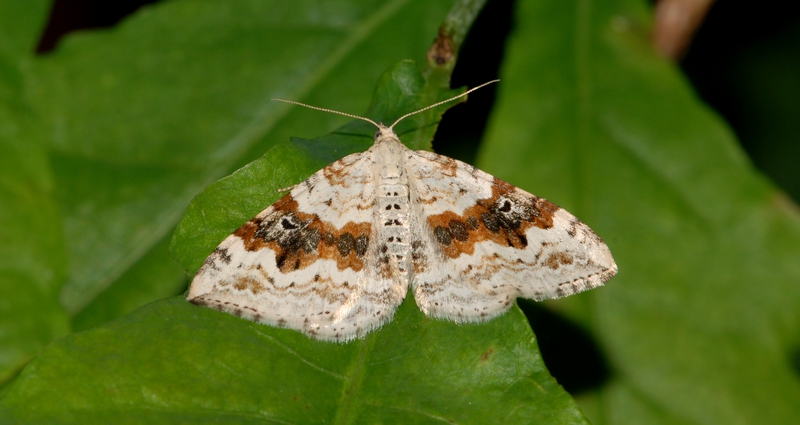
361,400 -> 459,424
252,329 -> 346,380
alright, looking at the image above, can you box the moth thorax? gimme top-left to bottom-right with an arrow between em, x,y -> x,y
375,134 -> 406,181
378,183 -> 412,280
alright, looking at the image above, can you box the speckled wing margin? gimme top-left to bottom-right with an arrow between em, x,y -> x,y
187,151 -> 407,342
406,150 -> 617,322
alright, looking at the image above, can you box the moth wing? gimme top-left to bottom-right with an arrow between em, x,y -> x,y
406,150 -> 617,322
187,150 -> 407,341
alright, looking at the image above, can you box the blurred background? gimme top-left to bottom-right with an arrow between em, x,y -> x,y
35,0 -> 800,206
33,0 -> 800,398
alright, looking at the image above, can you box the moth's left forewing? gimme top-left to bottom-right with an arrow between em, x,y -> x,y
188,149 -> 407,341
406,150 -> 617,322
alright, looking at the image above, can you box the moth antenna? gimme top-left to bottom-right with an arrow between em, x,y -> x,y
388,80 -> 500,130
272,79 -> 499,132
271,98 -> 382,129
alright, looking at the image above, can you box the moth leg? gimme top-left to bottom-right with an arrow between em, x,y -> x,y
276,184 -> 298,194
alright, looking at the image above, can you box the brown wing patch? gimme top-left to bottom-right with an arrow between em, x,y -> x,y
322,156 -> 371,188
232,275 -> 268,294
435,155 -> 459,178
425,178 -> 559,259
233,195 -> 371,273
543,252 -> 575,270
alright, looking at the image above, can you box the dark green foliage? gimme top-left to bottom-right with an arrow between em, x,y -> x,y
1,0 -> 799,423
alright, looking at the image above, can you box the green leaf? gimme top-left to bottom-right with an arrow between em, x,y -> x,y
2,57 -> 588,425
0,1 -> 70,385
0,1 -> 49,58
480,0 -> 800,423
70,236 -> 187,332
26,0 -> 460,315
0,297 -> 585,424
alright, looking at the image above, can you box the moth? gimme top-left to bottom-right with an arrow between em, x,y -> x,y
187,81 -> 617,341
